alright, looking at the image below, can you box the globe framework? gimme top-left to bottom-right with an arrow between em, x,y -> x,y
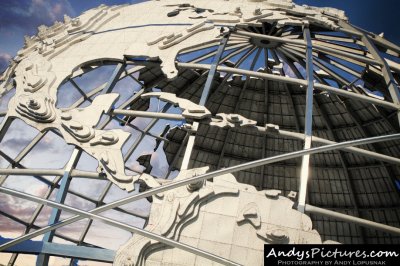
0,0 -> 400,265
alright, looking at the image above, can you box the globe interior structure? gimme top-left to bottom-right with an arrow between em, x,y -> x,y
0,0 -> 399,265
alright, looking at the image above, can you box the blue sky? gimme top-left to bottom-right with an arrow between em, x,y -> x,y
0,0 -> 399,73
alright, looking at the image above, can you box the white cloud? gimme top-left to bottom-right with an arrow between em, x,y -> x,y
0,52 -> 12,73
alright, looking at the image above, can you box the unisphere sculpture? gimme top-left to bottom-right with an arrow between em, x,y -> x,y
0,0 -> 400,265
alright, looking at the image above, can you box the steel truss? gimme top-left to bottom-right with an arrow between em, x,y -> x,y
1,14 -> 400,266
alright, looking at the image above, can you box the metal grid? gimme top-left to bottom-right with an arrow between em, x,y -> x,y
0,8 -> 399,266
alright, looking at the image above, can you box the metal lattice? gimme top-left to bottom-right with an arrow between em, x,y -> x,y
0,0 -> 400,265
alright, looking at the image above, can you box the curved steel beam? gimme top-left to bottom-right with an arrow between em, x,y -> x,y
305,204 -> 400,235
0,187 -> 241,266
1,133 -> 400,252
176,62 -> 400,110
